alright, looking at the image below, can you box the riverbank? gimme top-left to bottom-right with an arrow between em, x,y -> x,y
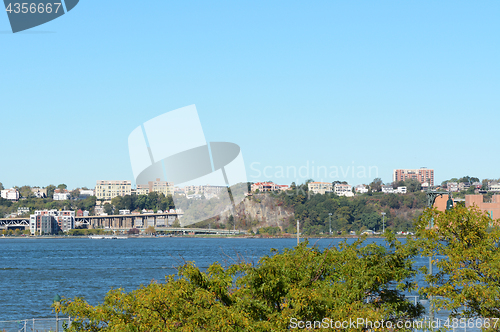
0,234 -> 410,239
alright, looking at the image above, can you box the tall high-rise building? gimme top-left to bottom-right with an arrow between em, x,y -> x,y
393,168 -> 434,186
95,180 -> 132,200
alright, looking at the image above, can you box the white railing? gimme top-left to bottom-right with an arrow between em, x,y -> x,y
403,295 -> 487,331
0,317 -> 71,332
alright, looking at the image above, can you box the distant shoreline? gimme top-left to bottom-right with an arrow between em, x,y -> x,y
0,234 -> 409,240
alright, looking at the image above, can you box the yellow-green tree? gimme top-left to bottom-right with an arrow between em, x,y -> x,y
144,226 -> 156,235
410,205 -> 500,320
60,237 -> 423,331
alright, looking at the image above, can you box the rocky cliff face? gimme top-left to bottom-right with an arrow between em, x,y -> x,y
219,194 -> 294,232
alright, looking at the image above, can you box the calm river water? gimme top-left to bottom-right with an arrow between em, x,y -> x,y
1,237 -> 428,322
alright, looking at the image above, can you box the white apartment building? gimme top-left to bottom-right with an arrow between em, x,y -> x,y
95,181 -> 132,200
308,182 -> 332,195
334,183 -> 353,197
1,188 -> 19,201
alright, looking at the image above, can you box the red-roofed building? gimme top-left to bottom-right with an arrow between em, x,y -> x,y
251,182 -> 288,192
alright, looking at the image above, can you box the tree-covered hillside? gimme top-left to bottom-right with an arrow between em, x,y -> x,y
271,185 -> 426,235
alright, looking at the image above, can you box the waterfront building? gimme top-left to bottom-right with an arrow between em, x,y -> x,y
393,168 -> 434,186
29,210 -> 75,235
1,188 -> 19,201
95,180 -> 132,200
308,182 -> 333,195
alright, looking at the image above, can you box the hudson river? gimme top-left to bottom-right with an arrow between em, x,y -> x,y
1,237 -> 425,322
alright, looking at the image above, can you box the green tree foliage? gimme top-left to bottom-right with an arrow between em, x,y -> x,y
67,229 -> 114,236
45,185 -> 56,199
57,183 -> 68,190
19,185 -> 32,198
71,189 -> 80,198
60,238 -> 423,331
403,179 -> 422,193
392,180 -> 414,191
410,205 -> 500,319
257,226 -> 280,235
103,203 -> 113,215
227,214 -> 234,229
0,182 -> 4,190
0,194 -> 96,217
370,178 -> 383,192
76,196 -> 96,213
275,189 -> 426,234
109,193 -> 174,213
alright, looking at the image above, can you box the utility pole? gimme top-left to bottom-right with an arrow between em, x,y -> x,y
425,188 -> 451,329
328,213 -> 332,236
297,220 -> 299,245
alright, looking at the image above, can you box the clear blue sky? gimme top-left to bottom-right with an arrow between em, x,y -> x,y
1,1 -> 499,189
